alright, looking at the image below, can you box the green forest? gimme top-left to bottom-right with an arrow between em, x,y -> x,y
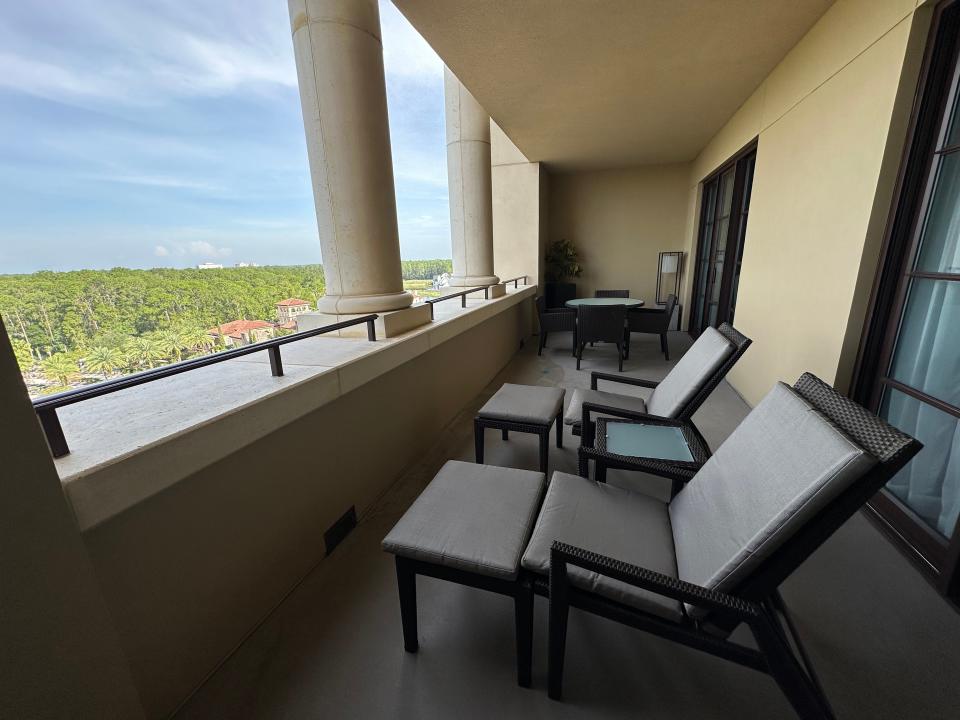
1,259 -> 452,394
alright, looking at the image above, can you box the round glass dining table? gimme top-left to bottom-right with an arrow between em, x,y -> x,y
565,297 -> 644,307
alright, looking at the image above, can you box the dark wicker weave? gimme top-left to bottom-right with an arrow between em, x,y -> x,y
535,295 -> 577,356
575,303 -> 627,372
574,322 -> 752,441
594,289 -> 630,298
624,293 -> 677,360
541,372 -> 923,719
578,415 -> 710,497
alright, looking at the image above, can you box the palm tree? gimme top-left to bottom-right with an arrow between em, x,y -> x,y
154,330 -> 187,362
124,336 -> 165,370
85,346 -> 123,377
177,327 -> 215,357
42,353 -> 79,387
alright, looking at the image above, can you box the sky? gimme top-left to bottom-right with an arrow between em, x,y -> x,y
0,0 -> 450,274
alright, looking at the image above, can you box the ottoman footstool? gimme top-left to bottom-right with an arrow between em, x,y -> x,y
382,460 -> 546,687
474,383 -> 566,474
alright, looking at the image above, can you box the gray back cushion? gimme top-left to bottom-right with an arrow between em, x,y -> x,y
647,327 -> 733,417
669,382 -> 876,596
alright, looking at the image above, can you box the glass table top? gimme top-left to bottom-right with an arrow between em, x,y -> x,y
565,297 -> 645,307
603,421 -> 694,462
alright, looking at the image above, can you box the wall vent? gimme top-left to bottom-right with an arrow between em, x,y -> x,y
324,506 -> 357,556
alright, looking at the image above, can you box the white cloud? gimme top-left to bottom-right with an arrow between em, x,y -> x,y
187,240 -> 232,258
380,1 -> 444,81
154,245 -> 170,257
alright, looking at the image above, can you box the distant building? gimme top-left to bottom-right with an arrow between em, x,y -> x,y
234,262 -> 260,268
208,320 -> 275,347
275,298 -> 312,324
197,262 -> 223,270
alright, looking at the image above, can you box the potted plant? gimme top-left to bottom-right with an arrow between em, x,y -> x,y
544,239 -> 582,308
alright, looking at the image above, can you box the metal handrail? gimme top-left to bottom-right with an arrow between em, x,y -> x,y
33,314 -> 379,458
422,275 -> 529,319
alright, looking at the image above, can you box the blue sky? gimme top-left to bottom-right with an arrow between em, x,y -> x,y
0,0 -> 450,274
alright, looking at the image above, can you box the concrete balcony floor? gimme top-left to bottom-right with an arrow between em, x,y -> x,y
175,332 -> 960,720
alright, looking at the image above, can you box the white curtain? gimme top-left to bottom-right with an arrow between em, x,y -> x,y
884,157 -> 960,537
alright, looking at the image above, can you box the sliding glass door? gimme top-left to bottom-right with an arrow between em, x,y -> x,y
690,144 -> 757,336
855,0 -> 960,597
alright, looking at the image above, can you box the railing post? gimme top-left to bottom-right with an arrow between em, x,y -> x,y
484,287 -> 490,299
366,318 -> 377,341
268,346 -> 284,377
461,294 -> 467,308
37,407 -> 69,458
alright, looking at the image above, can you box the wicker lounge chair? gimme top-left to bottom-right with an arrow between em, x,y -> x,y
522,373 -> 921,718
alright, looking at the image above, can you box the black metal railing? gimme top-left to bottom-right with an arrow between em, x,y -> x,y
423,275 -> 528,319
32,314 -> 379,459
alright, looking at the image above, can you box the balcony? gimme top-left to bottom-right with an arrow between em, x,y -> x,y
162,332 -> 960,720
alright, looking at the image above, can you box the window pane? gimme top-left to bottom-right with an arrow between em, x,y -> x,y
943,80 -> 960,148
916,152 -> 960,274
889,278 -> 960,408
881,388 -> 960,538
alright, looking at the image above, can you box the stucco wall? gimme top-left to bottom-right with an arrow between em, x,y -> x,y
683,0 -> 931,405
548,164 -> 691,304
0,320 -> 145,720
81,300 -> 529,719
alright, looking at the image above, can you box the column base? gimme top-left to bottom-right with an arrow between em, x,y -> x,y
448,274 -> 500,287
296,304 -> 432,339
315,291 -> 414,315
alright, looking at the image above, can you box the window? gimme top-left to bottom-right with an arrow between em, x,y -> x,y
854,0 -> 960,598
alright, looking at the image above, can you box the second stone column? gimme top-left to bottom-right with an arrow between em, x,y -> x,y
444,67 -> 500,288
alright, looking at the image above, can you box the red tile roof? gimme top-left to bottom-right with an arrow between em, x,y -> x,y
208,320 -> 275,335
276,298 -> 310,307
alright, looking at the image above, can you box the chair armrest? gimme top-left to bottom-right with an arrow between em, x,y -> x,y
549,541 -> 761,621
591,371 -> 658,391
581,402 -> 680,428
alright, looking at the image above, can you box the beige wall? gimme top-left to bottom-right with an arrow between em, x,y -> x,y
548,164 -> 691,304
81,300 -> 529,719
0,320 -> 145,720
682,0 -> 931,405
492,121 -> 548,288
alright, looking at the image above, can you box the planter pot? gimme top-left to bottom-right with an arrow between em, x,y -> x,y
544,282 -> 577,309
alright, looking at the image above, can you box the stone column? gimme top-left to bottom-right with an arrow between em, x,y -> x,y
445,67 -> 500,287
289,0 -> 413,315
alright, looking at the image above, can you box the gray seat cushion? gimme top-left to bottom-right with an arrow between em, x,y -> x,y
478,383 -> 566,425
646,327 -> 733,417
563,387 -> 648,426
521,472 -> 682,621
669,382 -> 876,606
382,460 -> 546,581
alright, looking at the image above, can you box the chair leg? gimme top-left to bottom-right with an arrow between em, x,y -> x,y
539,429 -> 549,475
538,332 -> 546,356
571,330 -> 576,356
751,613 -> 835,720
661,332 -> 670,361
514,579 -> 534,688
578,448 -> 589,478
548,555 -> 570,700
396,557 -> 418,653
555,411 -> 563,449
474,419 -> 484,464
502,428 -> 509,441
624,332 -> 631,360
576,343 -> 583,370
617,342 -> 624,372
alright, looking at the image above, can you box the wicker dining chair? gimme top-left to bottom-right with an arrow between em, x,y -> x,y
624,293 -> 677,361
576,304 -> 627,372
535,295 -> 577,356
594,289 -> 630,298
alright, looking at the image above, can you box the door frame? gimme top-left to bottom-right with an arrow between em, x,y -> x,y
689,138 -> 758,337
850,0 -> 960,598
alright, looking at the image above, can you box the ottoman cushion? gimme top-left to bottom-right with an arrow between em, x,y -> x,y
478,383 -> 566,425
382,460 -> 546,581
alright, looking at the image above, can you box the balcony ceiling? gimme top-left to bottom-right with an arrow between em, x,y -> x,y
393,0 -> 834,169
